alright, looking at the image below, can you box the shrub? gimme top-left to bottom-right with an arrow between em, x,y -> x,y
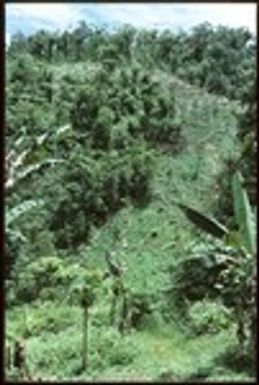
47,144 -> 155,249
6,302 -> 81,339
170,240 -> 238,304
26,328 -> 82,379
15,257 -> 87,303
92,327 -> 138,367
188,300 -> 232,335
126,291 -> 154,330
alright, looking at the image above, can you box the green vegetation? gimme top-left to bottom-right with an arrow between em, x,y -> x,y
5,21 -> 256,382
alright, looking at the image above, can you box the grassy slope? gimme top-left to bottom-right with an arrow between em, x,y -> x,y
7,65 -> 251,381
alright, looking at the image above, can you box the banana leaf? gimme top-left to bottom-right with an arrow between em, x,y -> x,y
6,199 -> 45,226
232,171 -> 256,255
6,159 -> 64,192
175,202 -> 229,239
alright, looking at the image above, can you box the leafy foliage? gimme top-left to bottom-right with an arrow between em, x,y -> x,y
188,300 -> 232,335
172,172 -> 256,355
232,172 -> 256,255
175,202 -> 229,239
5,18 -> 256,382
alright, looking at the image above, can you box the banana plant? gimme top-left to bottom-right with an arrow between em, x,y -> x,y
172,171 -> 256,348
5,125 -> 72,242
5,124 -> 71,194
173,171 -> 256,257
6,199 -> 45,244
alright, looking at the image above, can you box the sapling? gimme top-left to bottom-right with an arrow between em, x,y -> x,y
69,269 -> 101,371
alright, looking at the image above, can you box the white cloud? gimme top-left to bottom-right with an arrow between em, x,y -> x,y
90,4 -> 184,29
184,3 -> 257,33
5,2 -> 256,37
6,3 -> 84,32
98,3 -> 256,34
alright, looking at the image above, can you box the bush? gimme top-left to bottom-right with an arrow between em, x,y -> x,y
188,300 -> 232,335
47,144 -> 155,249
6,302 -> 81,339
170,240 -> 239,304
125,291 -> 154,330
15,257 -> 88,303
92,327 -> 138,367
26,328 -> 82,379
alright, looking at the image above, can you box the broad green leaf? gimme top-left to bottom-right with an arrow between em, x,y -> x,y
175,202 -> 229,239
232,171 -> 256,255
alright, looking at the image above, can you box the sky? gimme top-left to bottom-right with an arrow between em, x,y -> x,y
5,3 -> 257,46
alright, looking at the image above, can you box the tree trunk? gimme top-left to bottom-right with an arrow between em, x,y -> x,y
82,306 -> 88,370
110,294 -> 116,325
6,344 -> 12,371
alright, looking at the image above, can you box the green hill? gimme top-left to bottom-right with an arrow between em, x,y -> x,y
5,23 -> 256,382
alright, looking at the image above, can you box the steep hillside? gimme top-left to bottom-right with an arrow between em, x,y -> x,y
5,22 -> 256,382
83,71 -> 241,302
6,69 -> 248,382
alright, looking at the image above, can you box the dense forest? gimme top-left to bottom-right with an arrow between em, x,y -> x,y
5,21 -> 256,382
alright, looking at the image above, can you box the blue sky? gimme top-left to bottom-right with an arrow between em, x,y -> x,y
6,3 -> 257,46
